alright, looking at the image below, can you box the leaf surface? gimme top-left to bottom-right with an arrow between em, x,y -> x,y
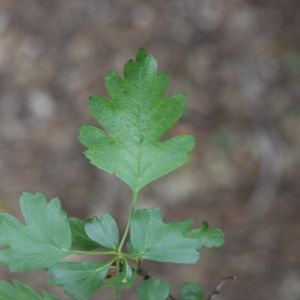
180,282 -> 204,300
185,221 -> 224,248
78,48 -> 195,191
47,262 -> 111,300
0,192 -> 71,272
84,214 -> 119,250
128,208 -> 201,263
0,280 -> 61,300
69,218 -> 101,251
137,278 -> 169,300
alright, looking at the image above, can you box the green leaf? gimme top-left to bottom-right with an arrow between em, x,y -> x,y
84,214 -> 119,250
0,192 -> 71,272
47,261 -> 111,300
128,208 -> 201,263
78,47 -> 195,192
137,278 -> 169,300
69,217 -> 102,251
180,282 -> 204,300
185,221 -> 225,248
0,280 -> 61,300
121,259 -> 132,283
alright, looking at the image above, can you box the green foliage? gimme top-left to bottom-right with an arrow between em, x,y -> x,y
84,215 -> 119,250
137,278 -> 169,300
128,208 -> 201,263
78,48 -> 195,192
185,221 -> 225,248
180,282 -> 204,300
0,280 -> 61,300
47,262 -> 111,300
0,192 -> 71,272
69,218 -> 102,251
0,48 -> 226,300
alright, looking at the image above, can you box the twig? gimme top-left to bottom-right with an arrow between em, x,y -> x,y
137,263 -> 150,280
206,276 -> 236,300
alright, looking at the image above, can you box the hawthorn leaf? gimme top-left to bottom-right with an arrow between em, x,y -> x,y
84,214 -> 119,250
185,221 -> 224,248
0,280 -> 61,300
180,282 -> 204,300
47,261 -> 111,300
137,278 -> 169,300
68,218 -> 102,251
128,208 -> 201,263
0,192 -> 71,272
78,47 -> 195,192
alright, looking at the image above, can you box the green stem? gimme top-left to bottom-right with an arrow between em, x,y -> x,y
67,250 -> 116,256
118,189 -> 138,252
114,257 -> 120,300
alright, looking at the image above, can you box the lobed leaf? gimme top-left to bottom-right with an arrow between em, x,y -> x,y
0,192 -> 71,272
137,278 -> 169,300
84,214 -> 119,250
47,261 -> 111,300
180,282 -> 204,300
184,221 -> 224,248
128,208 -> 201,263
0,280 -> 61,300
78,47 -> 195,192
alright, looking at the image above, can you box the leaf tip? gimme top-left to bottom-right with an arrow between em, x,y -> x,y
136,47 -> 148,61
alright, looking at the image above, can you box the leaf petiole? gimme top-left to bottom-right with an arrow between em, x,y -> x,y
67,250 -> 117,256
117,189 -> 138,252
114,257 -> 120,300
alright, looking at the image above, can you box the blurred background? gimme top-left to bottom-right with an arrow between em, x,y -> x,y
0,0 -> 299,299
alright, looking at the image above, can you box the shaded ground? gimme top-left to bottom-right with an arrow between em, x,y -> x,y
0,1 -> 299,299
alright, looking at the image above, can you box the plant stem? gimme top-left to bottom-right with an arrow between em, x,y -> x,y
118,189 -> 138,251
67,250 -> 116,255
114,257 -> 120,300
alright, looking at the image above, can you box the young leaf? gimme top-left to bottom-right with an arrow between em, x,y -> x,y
185,221 -> 225,248
78,47 -> 195,192
0,280 -> 62,300
0,192 -> 71,272
128,208 -> 201,263
121,258 -> 133,283
69,218 -> 102,251
180,282 -> 204,300
47,261 -> 111,300
137,278 -> 169,300
84,214 -> 119,250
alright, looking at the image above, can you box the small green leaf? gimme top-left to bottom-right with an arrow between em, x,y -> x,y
185,221 -> 225,248
137,278 -> 169,300
69,218 -> 102,251
121,259 -> 133,283
180,282 -> 204,300
47,261 -> 111,300
0,192 -> 71,272
0,280 -> 61,300
84,214 -> 119,250
78,47 -> 195,192
128,208 -> 201,263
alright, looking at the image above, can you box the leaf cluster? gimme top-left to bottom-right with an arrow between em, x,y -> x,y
0,48 -> 224,300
